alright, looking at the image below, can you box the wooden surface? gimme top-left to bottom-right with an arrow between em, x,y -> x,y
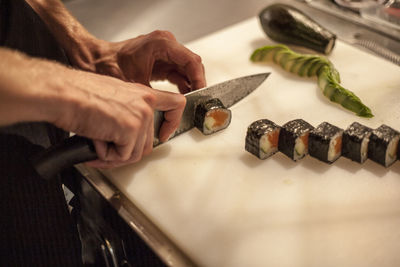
103,17 -> 400,267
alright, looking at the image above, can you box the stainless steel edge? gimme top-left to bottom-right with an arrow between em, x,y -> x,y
353,32 -> 400,66
293,0 -> 400,65
75,164 -> 198,267
301,0 -> 400,42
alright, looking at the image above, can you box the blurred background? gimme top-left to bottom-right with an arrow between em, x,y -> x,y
64,0 -> 268,43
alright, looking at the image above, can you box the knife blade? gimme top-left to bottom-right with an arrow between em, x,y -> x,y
153,72 -> 270,146
31,72 -> 270,180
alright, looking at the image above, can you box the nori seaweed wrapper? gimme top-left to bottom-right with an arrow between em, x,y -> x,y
245,119 -> 280,159
278,119 -> 314,161
308,122 -> 343,163
194,98 -> 230,134
368,124 -> 400,167
342,122 -> 372,163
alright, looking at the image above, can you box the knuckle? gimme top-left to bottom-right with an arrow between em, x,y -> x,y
192,54 -> 202,64
149,30 -> 175,40
121,153 -> 131,161
143,145 -> 153,156
140,105 -> 153,120
142,91 -> 157,106
130,152 -> 142,163
161,30 -> 176,40
149,30 -> 163,37
125,119 -> 140,132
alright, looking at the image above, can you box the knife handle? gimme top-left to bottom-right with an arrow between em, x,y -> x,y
31,135 -> 97,180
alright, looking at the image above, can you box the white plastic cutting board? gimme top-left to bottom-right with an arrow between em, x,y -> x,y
103,18 -> 400,267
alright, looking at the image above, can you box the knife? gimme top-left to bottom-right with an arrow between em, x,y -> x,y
31,72 -> 270,180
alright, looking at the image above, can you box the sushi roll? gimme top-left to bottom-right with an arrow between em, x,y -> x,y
278,119 -> 314,161
342,122 -> 372,163
368,124 -> 400,167
194,98 -> 232,135
245,119 -> 281,159
309,122 -> 343,163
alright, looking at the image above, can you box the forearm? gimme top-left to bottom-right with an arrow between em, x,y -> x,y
25,0 -> 105,71
0,48 -> 62,126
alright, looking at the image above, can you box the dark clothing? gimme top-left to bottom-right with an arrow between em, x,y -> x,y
0,0 -> 82,266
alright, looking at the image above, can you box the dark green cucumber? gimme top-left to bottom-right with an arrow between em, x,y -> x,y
308,59 -> 329,77
298,56 -> 320,77
259,4 -> 336,55
276,51 -> 295,67
250,45 -> 373,118
273,48 -> 291,64
290,56 -> 313,75
279,52 -> 297,69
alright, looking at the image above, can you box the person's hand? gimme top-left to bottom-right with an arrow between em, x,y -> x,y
56,68 -> 186,169
0,48 -> 185,168
66,31 -> 206,94
25,1 -> 206,92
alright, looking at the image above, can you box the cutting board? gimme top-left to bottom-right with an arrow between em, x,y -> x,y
103,18 -> 400,267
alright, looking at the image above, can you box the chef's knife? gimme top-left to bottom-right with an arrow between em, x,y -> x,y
31,72 -> 270,180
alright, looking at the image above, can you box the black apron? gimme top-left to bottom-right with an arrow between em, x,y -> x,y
0,0 -> 82,266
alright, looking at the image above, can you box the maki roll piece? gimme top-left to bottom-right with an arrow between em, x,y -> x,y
342,122 -> 372,163
309,122 -> 343,164
368,124 -> 400,167
245,119 -> 281,159
278,119 -> 314,161
194,98 -> 232,135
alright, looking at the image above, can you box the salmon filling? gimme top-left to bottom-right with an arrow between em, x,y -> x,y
205,110 -> 230,129
260,129 -> 280,158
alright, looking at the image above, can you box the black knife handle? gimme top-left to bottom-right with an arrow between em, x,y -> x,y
31,135 -> 98,180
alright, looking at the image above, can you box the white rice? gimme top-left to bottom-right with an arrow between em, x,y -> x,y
259,131 -> 279,159
385,136 -> 400,167
328,133 -> 342,162
293,134 -> 307,161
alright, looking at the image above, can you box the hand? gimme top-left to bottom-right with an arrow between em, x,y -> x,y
53,69 -> 186,168
11,2 -> 206,167
0,49 -> 185,168
68,31 -> 206,94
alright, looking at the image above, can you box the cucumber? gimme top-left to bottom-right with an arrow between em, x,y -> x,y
273,48 -> 291,64
307,59 -> 328,77
251,45 -> 286,62
289,56 -> 311,74
281,53 -> 299,72
251,45 -> 373,118
277,51 -> 295,67
298,56 -> 320,77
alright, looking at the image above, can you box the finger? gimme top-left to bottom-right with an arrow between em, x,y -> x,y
184,59 -> 206,90
96,62 -> 128,81
167,71 -> 191,94
128,116 -> 150,162
93,140 -> 108,161
118,54 -> 154,85
113,136 -> 137,161
150,30 -> 177,42
166,44 -> 206,90
152,89 -> 186,142
100,135 -> 136,162
143,114 -> 154,156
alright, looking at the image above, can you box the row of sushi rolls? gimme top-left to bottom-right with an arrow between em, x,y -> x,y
194,98 -> 399,168
245,119 -> 400,168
